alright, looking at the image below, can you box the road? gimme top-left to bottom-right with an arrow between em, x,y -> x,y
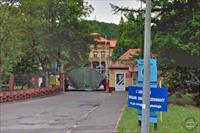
0,91 -> 127,133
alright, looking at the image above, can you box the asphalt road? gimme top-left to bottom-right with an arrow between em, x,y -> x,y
0,91 -> 127,133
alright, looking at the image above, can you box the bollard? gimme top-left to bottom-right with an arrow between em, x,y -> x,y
60,73 -> 65,92
9,74 -> 14,92
105,83 -> 110,92
8,74 -> 14,102
34,75 -> 39,89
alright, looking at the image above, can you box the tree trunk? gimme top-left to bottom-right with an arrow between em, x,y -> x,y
42,63 -> 49,87
45,68 -> 49,87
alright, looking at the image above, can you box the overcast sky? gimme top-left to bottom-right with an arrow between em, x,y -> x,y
84,0 -> 141,24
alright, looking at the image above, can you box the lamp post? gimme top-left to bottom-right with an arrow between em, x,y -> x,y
141,0 -> 152,133
99,49 -> 102,74
105,35 -> 108,80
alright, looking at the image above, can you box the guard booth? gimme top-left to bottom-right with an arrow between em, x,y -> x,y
108,62 -> 136,91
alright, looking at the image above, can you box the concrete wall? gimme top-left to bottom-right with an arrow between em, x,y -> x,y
109,69 -> 116,88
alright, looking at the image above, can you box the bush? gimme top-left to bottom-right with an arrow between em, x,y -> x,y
160,67 -> 200,106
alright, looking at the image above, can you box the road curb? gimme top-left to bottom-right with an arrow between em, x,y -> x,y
114,105 -> 125,133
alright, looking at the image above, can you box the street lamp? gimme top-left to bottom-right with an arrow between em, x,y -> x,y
141,0 -> 152,133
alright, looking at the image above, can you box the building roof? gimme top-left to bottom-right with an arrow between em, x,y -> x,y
91,33 -> 117,48
109,39 -> 117,47
97,37 -> 117,48
109,48 -> 141,69
98,37 -> 108,43
109,48 -> 158,69
119,48 -> 141,60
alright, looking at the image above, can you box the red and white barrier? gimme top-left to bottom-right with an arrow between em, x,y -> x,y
0,73 -> 65,103
0,87 -> 62,103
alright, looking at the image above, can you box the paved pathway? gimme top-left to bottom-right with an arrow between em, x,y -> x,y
0,91 -> 127,133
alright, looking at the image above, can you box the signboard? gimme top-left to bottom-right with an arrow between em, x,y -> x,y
136,59 -> 159,124
49,75 -> 56,86
51,63 -> 57,73
128,59 -> 168,125
137,59 -> 157,83
137,81 -> 158,123
128,86 -> 168,112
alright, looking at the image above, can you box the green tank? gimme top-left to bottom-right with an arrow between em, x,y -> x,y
68,67 -> 106,90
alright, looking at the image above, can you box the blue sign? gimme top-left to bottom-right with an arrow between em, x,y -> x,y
128,86 -> 168,112
51,63 -> 57,73
137,81 -> 158,123
136,59 -> 159,124
137,59 -> 157,83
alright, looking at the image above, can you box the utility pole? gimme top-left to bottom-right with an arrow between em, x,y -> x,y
105,35 -> 107,79
99,50 -> 102,74
141,0 -> 152,133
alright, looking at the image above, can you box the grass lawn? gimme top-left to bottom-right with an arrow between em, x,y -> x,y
117,104 -> 200,133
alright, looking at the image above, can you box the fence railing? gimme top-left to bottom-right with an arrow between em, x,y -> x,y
0,74 -> 9,91
0,73 -> 65,103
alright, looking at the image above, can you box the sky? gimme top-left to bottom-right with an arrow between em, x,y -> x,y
84,0 -> 141,24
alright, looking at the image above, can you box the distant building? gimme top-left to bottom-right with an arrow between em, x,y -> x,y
88,33 -> 157,91
89,33 -> 117,78
108,49 -> 141,91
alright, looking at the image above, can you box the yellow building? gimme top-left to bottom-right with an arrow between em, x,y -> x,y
89,33 -> 117,77
89,34 -> 157,91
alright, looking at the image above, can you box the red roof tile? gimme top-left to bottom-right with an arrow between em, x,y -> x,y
109,39 -> 117,47
94,36 -> 117,48
119,48 -> 141,60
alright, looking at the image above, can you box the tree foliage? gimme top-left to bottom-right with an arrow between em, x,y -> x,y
0,0 -> 23,74
111,13 -> 144,61
87,20 -> 118,39
153,0 -> 200,56
0,0 -> 93,75
110,0 -> 200,105
111,0 -> 200,61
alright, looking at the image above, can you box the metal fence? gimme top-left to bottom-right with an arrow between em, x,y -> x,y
0,74 -> 9,91
0,72 -> 62,92
14,74 -> 34,90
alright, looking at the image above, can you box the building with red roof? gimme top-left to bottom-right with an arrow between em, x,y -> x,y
89,33 -> 156,91
108,48 -> 141,91
89,33 -> 117,78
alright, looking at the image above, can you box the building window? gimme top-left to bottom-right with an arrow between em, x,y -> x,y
93,51 -> 97,58
101,51 -> 105,58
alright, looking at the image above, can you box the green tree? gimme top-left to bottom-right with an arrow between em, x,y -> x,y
41,0 -> 93,72
111,0 -> 200,59
111,13 -> 144,61
0,0 -> 24,74
110,0 -> 200,104
87,20 -> 118,39
153,0 -> 200,58
1,0 -> 93,85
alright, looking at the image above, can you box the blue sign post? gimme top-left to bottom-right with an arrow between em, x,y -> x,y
128,59 -> 168,129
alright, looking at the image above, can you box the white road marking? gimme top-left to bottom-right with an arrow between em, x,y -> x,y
65,106 -> 99,133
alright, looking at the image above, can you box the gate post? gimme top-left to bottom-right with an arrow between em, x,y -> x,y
33,75 -> 39,89
60,73 -> 65,92
9,74 -> 14,92
9,74 -> 14,101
